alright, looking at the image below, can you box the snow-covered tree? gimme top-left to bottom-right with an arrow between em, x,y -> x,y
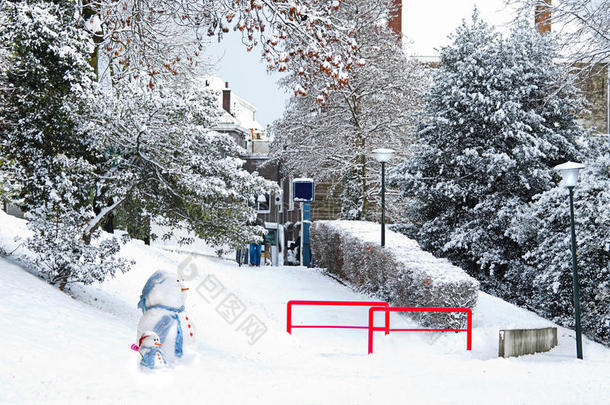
0,12 -> 12,145
390,13 -> 585,280
86,80 -> 275,247
0,1 -> 132,287
508,135 -> 610,345
271,0 -> 425,220
1,1 -> 274,290
1,0 -> 100,209
0,10 -> 14,200
81,0 -> 361,97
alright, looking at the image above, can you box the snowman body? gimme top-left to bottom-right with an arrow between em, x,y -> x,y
138,332 -> 167,370
137,271 -> 196,363
137,308 -> 196,361
141,347 -> 166,369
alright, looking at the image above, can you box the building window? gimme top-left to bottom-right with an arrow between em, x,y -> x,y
257,193 -> 270,214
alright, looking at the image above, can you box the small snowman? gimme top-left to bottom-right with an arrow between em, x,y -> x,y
137,271 -> 196,363
137,331 -> 167,370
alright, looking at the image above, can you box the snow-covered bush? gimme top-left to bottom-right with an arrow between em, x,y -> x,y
390,13 -> 584,282
508,137 -> 610,345
25,159 -> 131,291
311,221 -> 479,328
27,208 -> 131,291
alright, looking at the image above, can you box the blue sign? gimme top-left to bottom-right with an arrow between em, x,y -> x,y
293,179 -> 315,202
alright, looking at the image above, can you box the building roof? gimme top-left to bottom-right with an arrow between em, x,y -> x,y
199,76 -> 266,137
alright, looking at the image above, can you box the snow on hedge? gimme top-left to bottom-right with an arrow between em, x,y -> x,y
311,220 -> 479,328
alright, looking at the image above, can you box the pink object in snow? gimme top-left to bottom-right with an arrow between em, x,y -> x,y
131,344 -> 139,351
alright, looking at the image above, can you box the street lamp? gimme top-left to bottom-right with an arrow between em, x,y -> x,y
554,161 -> 586,360
372,148 -> 395,247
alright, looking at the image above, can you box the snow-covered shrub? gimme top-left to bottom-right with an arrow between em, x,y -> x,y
27,208 -> 131,291
389,13 -> 584,282
311,221 -> 479,328
24,158 -> 132,291
508,137 -> 610,345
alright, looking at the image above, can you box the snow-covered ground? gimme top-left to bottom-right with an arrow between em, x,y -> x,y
1,211 -> 609,405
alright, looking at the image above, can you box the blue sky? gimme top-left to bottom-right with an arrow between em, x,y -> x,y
203,1 -> 518,128
205,31 -> 289,129
404,0 -> 516,56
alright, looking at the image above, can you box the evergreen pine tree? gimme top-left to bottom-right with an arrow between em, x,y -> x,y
390,12 -> 585,282
1,0 -> 97,210
508,136 -> 610,345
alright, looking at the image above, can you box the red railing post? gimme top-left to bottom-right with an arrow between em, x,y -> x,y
287,301 -> 293,334
286,300 -> 390,337
368,307 -> 375,354
385,308 -> 390,335
368,306 -> 473,354
466,308 -> 472,351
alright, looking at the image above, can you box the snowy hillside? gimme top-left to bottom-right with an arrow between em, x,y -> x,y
0,211 -> 609,405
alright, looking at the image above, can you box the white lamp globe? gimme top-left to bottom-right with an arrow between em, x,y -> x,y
554,161 -> 585,188
372,148 -> 395,163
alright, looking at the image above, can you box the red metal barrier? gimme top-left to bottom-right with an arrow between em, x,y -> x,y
287,300 -> 390,335
367,306 -> 472,354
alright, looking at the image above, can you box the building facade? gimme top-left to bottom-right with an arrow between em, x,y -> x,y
202,76 -> 270,153
204,77 -> 306,263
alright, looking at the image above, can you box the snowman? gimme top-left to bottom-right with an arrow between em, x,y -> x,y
137,271 -> 196,363
137,331 -> 167,370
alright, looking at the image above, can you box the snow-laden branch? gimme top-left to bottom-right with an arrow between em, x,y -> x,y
83,195 -> 127,236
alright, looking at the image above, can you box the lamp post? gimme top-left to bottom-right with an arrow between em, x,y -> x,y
554,161 -> 585,360
372,148 -> 395,247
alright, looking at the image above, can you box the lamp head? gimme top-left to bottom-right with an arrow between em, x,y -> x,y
554,161 -> 585,188
372,148 -> 395,163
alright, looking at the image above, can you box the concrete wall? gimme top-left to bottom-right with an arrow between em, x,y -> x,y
499,327 -> 558,358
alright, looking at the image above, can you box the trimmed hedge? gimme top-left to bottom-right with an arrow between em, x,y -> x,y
311,220 -> 479,329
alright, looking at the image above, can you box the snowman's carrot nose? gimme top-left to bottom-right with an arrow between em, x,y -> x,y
181,288 -> 189,291
154,342 -> 162,346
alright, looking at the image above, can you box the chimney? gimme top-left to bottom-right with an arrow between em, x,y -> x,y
535,0 -> 552,34
388,0 -> 402,40
222,81 -> 231,114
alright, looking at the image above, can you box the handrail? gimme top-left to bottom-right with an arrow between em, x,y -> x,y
287,300 -> 390,335
367,306 -> 472,354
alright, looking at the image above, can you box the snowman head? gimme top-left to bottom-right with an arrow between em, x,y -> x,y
138,271 -> 189,312
138,331 -> 162,349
